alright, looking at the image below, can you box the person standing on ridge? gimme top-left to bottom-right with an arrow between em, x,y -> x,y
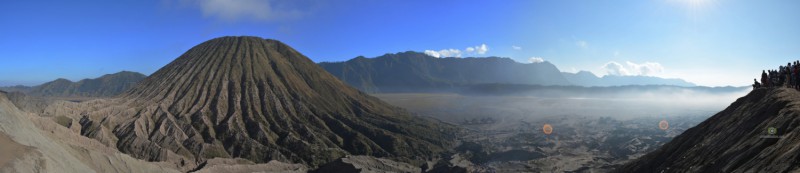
773,70 -> 778,87
796,61 -> 800,90
768,70 -> 772,87
771,69 -> 776,87
787,63 -> 792,87
794,61 -> 798,89
794,62 -> 798,89
762,70 -> 769,88
788,64 -> 793,88
780,66 -> 786,87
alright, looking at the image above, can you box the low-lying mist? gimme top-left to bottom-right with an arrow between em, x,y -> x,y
372,85 -> 751,171
376,85 -> 751,122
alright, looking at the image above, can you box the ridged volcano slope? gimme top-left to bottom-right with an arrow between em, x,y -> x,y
78,36 -> 457,167
616,88 -> 800,172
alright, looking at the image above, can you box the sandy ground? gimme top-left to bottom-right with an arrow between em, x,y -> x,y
0,132 -> 32,168
0,92 -> 315,173
0,93 -> 180,173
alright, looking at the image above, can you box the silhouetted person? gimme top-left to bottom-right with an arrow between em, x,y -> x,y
772,70 -> 778,87
753,78 -> 761,89
795,61 -> 800,90
786,62 -> 794,88
779,66 -> 785,87
762,70 -> 769,88
792,62 -> 797,89
787,63 -> 792,87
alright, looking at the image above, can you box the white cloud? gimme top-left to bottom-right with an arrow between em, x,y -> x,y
196,0 -> 304,22
427,43 -> 489,58
603,61 -> 630,76
423,50 -> 441,58
424,49 -> 462,58
465,44 -> 488,54
475,44 -> 488,54
512,45 -> 522,50
439,49 -> 462,57
528,57 -> 545,63
626,61 -> 664,76
602,61 -> 665,76
576,40 -> 588,49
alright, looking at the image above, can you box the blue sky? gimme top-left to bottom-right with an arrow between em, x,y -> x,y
1,0 -> 799,87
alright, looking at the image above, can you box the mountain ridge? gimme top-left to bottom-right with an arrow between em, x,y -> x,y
562,70 -> 696,87
460,83 -> 747,97
0,71 -> 146,97
318,51 -> 571,92
319,52 -> 699,93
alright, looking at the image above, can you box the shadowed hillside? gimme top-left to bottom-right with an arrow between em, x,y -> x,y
319,51 -> 571,93
616,88 -> 800,172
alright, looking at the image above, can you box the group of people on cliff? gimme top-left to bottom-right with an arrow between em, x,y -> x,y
754,61 -> 800,90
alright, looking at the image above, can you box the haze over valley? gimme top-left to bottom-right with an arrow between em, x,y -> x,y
0,40 -> 751,172
3,0 -> 800,173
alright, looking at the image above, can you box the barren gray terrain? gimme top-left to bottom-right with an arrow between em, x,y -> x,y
373,87 -> 749,172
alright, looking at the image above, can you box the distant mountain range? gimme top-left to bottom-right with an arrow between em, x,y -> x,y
319,52 -> 697,93
0,71 -> 145,97
1,52 -> 700,97
319,51 -> 571,92
460,83 -> 745,97
562,70 -> 695,87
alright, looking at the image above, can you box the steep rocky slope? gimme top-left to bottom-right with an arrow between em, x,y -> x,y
616,88 -> 800,172
51,36 -> 458,170
0,92 -> 180,173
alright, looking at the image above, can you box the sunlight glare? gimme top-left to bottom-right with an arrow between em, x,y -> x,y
668,0 -> 717,19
